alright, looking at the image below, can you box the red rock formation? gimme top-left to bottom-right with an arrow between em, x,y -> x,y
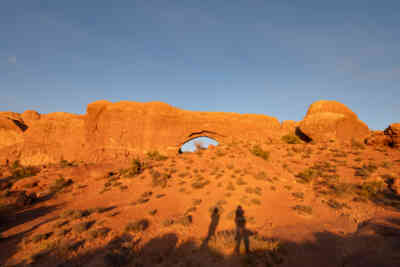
0,100 -> 282,164
298,100 -> 369,143
365,131 -> 392,146
384,123 -> 400,148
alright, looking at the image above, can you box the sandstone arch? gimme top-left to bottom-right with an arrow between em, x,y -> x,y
179,130 -> 225,148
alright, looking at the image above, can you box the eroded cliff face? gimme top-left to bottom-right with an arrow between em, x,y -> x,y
0,99 -> 395,165
83,100 -> 282,162
0,100 -> 282,164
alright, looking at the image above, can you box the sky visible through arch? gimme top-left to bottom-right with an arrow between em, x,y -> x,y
181,137 -> 219,152
1,1 -> 399,130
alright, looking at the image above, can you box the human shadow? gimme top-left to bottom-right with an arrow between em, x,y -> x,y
1,210 -> 400,267
234,205 -> 250,255
201,207 -> 221,248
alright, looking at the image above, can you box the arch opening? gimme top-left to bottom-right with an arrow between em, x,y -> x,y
179,136 -> 219,153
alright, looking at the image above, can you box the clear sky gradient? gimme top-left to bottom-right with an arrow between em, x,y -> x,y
1,1 -> 399,130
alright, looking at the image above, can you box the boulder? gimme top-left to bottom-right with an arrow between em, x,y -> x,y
21,110 -> 40,121
306,100 -> 358,119
384,123 -> 400,148
299,101 -> 369,142
365,131 -> 392,146
0,113 -> 27,148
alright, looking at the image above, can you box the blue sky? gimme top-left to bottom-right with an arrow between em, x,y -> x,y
1,0 -> 399,130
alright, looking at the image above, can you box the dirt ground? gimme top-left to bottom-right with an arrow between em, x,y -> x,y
1,141 -> 400,267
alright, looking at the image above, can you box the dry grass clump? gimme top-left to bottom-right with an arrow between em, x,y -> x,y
292,205 -> 312,215
281,134 -> 302,144
50,176 -> 73,194
353,163 -> 378,179
147,150 -> 168,161
88,227 -> 110,239
60,159 -> 78,168
120,158 -> 144,178
10,160 -> 40,179
72,220 -> 95,233
250,145 -> 270,160
292,192 -> 304,200
151,171 -> 170,188
295,168 -> 318,184
191,176 -> 210,189
351,138 -> 365,150
31,232 -> 53,243
125,219 -> 149,233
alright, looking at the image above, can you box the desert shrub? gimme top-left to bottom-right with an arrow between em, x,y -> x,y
354,163 -> 378,179
250,145 -> 270,160
162,218 -> 175,227
152,171 -> 170,188
292,192 -> 304,200
292,205 -> 312,215
55,228 -> 71,237
326,199 -> 345,210
295,168 -> 318,184
11,165 -> 40,179
351,138 -> 365,150
122,158 -> 144,178
88,227 -> 110,239
357,181 -> 386,199
72,221 -> 95,233
254,171 -> 270,181
149,209 -> 157,216
329,183 -> 354,197
125,219 -> 149,233
60,159 -> 77,168
32,232 -> 52,243
381,161 -> 392,169
147,151 -> 168,161
177,215 -> 193,226
53,220 -> 69,228
191,179 -> 210,189
236,177 -> 247,186
50,176 -> 73,193
281,134 -> 302,144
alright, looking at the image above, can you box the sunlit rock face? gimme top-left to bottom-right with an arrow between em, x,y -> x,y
298,100 -> 370,143
1,99 -> 390,165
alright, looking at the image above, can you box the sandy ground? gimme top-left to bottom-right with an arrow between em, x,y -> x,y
1,141 -> 400,267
